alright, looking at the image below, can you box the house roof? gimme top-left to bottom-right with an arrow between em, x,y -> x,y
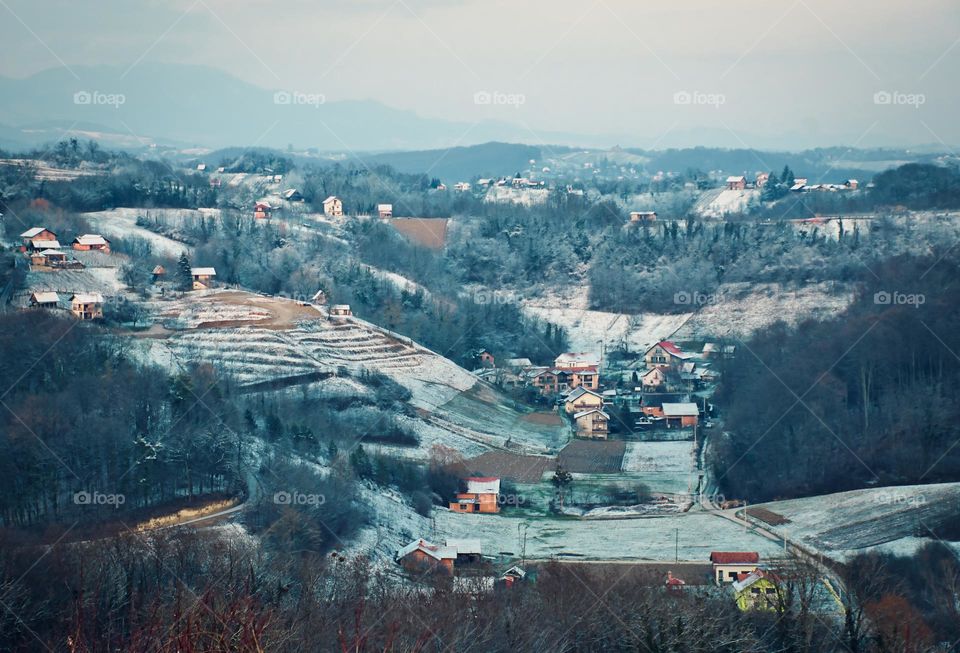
323,195 -> 340,203
445,539 -> 482,555
39,249 -> 64,256
191,267 -> 217,276
38,240 -> 62,249
20,227 -> 51,238
377,203 -> 393,210
71,293 -> 104,304
465,477 -> 500,494
505,357 -> 533,368
566,387 -> 603,402
74,234 -> 109,246
655,340 -> 690,358
554,352 -> 599,367
152,265 -> 166,274
31,291 -> 59,304
663,402 -> 699,417
710,551 -> 759,565
732,568 -> 780,593
502,565 -> 526,579
726,175 -> 746,183
574,408 -> 609,420
331,304 -> 351,311
396,539 -> 457,562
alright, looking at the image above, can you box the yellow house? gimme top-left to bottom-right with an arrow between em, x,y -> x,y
732,568 -> 782,612
564,387 -> 604,414
323,196 -> 344,217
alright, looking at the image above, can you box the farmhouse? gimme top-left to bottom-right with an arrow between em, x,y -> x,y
630,211 -> 657,223
449,477 -> 501,514
733,568 -> 782,611
377,203 -> 393,218
72,234 -> 111,253
564,387 -> 604,414
710,551 -> 760,584
70,293 -> 103,320
395,539 -> 456,574
445,539 -> 483,565
30,291 -> 60,309
31,249 -> 67,267
329,304 -> 352,317
190,267 -> 217,290
726,175 -> 746,190
645,341 -> 692,370
282,188 -> 302,202
662,402 -> 699,427
322,195 -> 343,217
20,227 -> 57,251
254,202 -> 271,219
574,408 -> 609,438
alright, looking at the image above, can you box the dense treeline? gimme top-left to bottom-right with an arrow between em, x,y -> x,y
0,312 -> 241,527
713,252 -> 960,501
0,526 -> 864,652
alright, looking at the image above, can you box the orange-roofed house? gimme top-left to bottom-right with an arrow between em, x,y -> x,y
254,202 -> 271,219
450,477 -> 501,514
72,234 -> 111,253
395,539 -> 456,574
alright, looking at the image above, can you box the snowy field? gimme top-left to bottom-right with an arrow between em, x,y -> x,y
751,483 -> 960,560
673,281 -> 856,340
522,302 -> 692,356
692,189 -> 759,218
82,208 -> 195,257
621,441 -> 699,494
434,510 -> 785,562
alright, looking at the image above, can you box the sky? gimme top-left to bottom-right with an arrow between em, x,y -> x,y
2,0 -> 959,150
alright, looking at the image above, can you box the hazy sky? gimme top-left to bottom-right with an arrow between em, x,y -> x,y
2,0 -> 959,149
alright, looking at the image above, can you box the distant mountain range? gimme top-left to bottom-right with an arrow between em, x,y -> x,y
0,63 -> 602,152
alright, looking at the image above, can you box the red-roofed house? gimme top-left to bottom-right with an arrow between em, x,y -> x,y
710,551 -> 760,584
645,341 -> 692,370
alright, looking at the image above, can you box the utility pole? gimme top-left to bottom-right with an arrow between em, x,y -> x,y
675,528 -> 679,562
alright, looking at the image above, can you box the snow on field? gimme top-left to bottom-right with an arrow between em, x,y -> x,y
673,281 -> 856,340
82,208 -> 194,257
484,186 -> 550,206
693,189 -> 759,218
751,483 -> 960,560
523,303 -> 692,355
361,265 -> 431,299
433,510 -> 784,562
621,441 -> 698,494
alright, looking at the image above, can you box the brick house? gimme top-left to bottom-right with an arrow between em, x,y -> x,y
726,176 -> 746,190
378,203 -> 393,218
20,227 -> 58,251
395,539 -> 456,574
662,402 -> 699,427
72,234 -> 111,253
70,293 -> 104,320
190,267 -> 217,290
254,202 -> 271,219
323,196 -> 343,217
449,477 -> 500,514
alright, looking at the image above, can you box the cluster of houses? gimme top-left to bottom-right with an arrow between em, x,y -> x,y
20,227 -> 110,269
29,291 -> 104,320
723,172 -> 859,194
474,340 -> 727,438
393,542 -> 781,611
253,195 -> 399,221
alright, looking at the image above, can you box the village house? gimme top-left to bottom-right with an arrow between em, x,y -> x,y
31,249 -> 67,267
282,188 -> 302,202
505,357 -> 533,370
574,408 -> 609,438
395,539 -> 456,574
756,172 -> 770,188
190,267 -> 217,290
196,163 -> 207,171
555,352 -> 599,369
526,368 -> 560,395
30,291 -> 59,309
558,366 -> 599,391
478,350 -> 495,367
845,179 -> 859,190
564,387 -> 604,414
475,367 -> 522,388
449,477 -> 501,514
640,366 -> 667,390
329,304 -> 352,318
726,175 -> 747,190
453,182 -> 471,192
254,202 -> 271,219
710,551 -> 760,584
499,566 -> 527,589
19,227 -> 57,251
70,293 -> 104,320
662,402 -> 699,428
444,539 -> 483,565
377,203 -> 393,218
323,196 -> 344,217
630,211 -> 657,223
152,265 -> 166,280
644,341 -> 692,370
72,234 -> 111,253
733,568 -> 782,611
